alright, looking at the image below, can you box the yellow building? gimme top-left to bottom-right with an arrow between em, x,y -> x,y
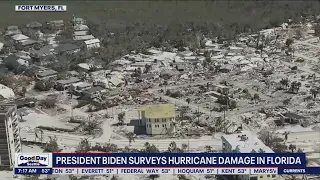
138,104 -> 176,135
221,131 -> 283,180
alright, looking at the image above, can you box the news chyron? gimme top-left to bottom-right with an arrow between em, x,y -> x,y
15,5 -> 67,12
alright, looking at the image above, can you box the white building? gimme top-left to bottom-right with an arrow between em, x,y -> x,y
221,131 -> 282,180
84,38 -> 100,49
138,104 -> 176,135
0,104 -> 21,169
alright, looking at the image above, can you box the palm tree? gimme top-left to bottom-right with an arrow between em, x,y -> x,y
34,128 -> 39,141
282,131 -> 290,141
149,174 -> 160,180
181,143 -> 188,152
168,141 -> 179,152
179,106 -> 188,120
142,142 -> 159,153
186,98 -> 190,104
253,93 -> 260,103
39,129 -> 44,143
280,78 -> 289,89
205,145 -> 212,152
288,144 -> 297,153
76,138 -> 91,152
127,132 -> 135,146
110,175 -> 118,180
297,148 -> 304,153
118,112 -> 125,125
310,88 -> 319,99
177,175 -> 190,180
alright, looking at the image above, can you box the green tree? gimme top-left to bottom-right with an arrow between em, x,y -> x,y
43,136 -> 60,152
127,132 -> 135,146
289,81 -> 302,94
34,80 -> 53,91
39,98 -> 57,109
177,175 -> 190,180
141,142 -> 159,153
280,78 -> 289,89
229,100 -> 237,109
205,145 -> 212,152
289,144 -> 297,153
118,112 -> 125,125
282,131 -> 290,141
76,138 -> 91,152
253,93 -> 260,103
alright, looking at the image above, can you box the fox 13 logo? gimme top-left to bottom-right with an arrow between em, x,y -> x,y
17,154 -> 50,167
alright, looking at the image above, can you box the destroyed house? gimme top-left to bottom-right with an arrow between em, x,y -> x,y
175,64 -> 186,71
55,77 -> 81,91
30,45 -> 54,60
70,82 -> 92,95
35,69 -> 58,80
11,34 -> 29,42
14,98 -> 36,109
26,21 -> 42,29
82,86 -> 106,99
48,20 -> 64,29
54,44 -> 80,55
138,104 -> 176,135
84,38 -> 100,49
281,112 -> 307,124
5,26 -> 21,36
73,35 -> 95,41
18,39 -> 38,49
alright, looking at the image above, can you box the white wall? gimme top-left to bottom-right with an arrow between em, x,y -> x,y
146,118 -> 174,135
87,42 -> 100,49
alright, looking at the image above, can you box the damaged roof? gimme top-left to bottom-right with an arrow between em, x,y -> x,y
54,44 -> 79,54
138,104 -> 175,119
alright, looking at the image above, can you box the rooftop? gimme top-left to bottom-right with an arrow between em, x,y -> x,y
26,21 -> 42,28
84,86 -> 105,94
11,34 -> 29,41
30,45 -> 54,57
36,69 -> 58,77
138,104 -> 175,119
283,112 -> 307,120
74,35 -> 95,41
56,77 -> 81,85
84,38 -> 100,44
54,44 -> 79,53
222,131 -> 274,153
4,54 -> 19,62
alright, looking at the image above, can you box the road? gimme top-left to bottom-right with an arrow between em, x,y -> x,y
21,130 -> 222,151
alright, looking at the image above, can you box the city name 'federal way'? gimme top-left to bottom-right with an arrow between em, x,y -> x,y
55,156 -> 301,165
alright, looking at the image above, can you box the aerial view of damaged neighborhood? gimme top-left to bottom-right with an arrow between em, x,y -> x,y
0,1 -> 319,180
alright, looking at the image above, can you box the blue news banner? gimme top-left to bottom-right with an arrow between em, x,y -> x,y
14,153 -> 320,175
